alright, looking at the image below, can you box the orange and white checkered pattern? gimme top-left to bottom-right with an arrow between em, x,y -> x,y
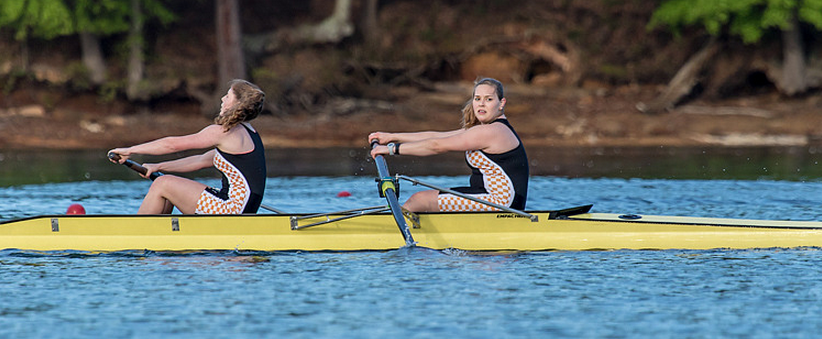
194,153 -> 251,214
437,150 -> 514,212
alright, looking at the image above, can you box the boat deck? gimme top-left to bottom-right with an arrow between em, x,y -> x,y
1,206 -> 821,252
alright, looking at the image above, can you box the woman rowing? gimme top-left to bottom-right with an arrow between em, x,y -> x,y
369,77 -> 529,212
109,79 -> 267,214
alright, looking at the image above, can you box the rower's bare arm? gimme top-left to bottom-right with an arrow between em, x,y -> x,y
397,124 -> 514,156
397,130 -> 463,142
149,150 -> 216,173
122,125 -> 225,156
369,130 -> 462,144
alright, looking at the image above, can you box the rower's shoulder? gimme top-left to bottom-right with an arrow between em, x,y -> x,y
198,124 -> 227,135
468,120 -> 513,135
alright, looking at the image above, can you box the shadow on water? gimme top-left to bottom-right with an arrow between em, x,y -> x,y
1,146 -> 820,186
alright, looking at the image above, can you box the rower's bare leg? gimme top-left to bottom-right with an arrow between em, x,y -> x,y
402,190 -> 439,212
138,175 -> 207,214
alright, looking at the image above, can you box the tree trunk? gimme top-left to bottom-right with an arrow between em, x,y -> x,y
209,0 -> 246,115
20,39 -> 29,71
636,38 -> 719,114
362,0 -> 379,47
216,0 -> 246,88
126,0 -> 147,101
779,13 -> 806,96
79,32 -> 107,85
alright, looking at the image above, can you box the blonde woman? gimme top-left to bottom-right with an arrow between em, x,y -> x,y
369,78 -> 529,212
109,80 -> 267,214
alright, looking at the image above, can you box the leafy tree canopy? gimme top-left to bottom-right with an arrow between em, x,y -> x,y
0,0 -> 175,41
649,0 -> 822,43
0,0 -> 73,40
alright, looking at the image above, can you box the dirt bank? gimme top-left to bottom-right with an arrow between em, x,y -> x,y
2,82 -> 821,150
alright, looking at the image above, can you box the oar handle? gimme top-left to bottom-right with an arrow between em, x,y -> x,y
370,140 -> 400,198
108,152 -> 163,181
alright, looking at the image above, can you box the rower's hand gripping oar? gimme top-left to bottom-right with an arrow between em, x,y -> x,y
107,152 -> 284,214
371,141 -> 416,246
108,152 -> 163,181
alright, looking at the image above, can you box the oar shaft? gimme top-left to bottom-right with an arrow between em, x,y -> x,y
371,143 -> 415,245
382,177 -> 413,241
260,203 -> 284,214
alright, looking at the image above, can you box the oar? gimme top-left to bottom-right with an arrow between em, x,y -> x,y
370,141 -> 416,246
396,175 -> 538,222
107,152 -> 284,214
108,152 -> 163,181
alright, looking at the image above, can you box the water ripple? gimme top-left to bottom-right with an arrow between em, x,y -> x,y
2,178 -> 822,337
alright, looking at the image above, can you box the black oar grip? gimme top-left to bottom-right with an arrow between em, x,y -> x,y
108,152 -> 163,181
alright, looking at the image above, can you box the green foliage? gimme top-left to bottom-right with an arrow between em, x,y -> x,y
649,0 -> 822,43
72,0 -> 176,35
798,0 -> 822,30
141,0 -> 176,26
72,0 -> 131,35
0,0 -> 73,40
0,0 -> 176,40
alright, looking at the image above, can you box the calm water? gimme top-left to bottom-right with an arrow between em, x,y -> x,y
2,145 -> 822,186
2,147 -> 822,338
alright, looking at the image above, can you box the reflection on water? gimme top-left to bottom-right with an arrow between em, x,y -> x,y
0,146 -> 820,186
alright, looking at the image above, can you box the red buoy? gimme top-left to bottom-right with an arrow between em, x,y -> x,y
336,191 -> 352,197
66,203 -> 86,215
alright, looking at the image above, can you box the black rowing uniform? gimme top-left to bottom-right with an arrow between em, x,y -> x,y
195,123 -> 266,214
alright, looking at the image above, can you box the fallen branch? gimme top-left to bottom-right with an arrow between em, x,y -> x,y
637,38 -> 719,114
244,0 -> 354,54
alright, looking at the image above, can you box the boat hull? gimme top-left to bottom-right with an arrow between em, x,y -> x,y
2,210 -> 822,252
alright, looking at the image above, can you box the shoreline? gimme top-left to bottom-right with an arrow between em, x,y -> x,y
1,143 -> 818,187
2,84 -> 821,151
